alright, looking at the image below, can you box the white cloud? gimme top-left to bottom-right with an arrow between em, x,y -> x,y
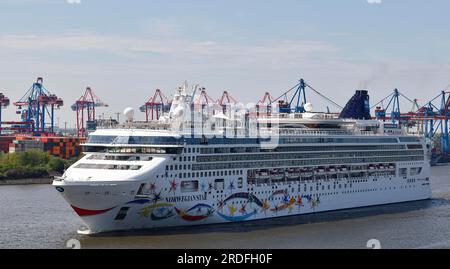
0,34 -> 337,69
0,32 -> 448,126
67,0 -> 81,4
367,0 -> 382,4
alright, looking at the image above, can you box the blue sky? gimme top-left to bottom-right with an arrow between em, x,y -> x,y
1,0 -> 450,126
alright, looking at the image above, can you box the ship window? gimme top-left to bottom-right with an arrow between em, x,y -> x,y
238,177 -> 243,188
399,168 -> 408,177
87,155 -> 153,162
215,179 -> 225,191
74,163 -> 142,170
181,181 -> 199,193
136,183 -> 146,195
87,135 -> 118,144
410,167 -> 422,176
115,207 -> 130,221
400,137 -> 419,143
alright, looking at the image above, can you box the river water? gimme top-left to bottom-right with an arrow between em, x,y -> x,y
0,165 -> 449,249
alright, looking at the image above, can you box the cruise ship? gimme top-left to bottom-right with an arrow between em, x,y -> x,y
53,82 -> 432,234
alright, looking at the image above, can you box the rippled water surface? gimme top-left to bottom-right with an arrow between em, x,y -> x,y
1,165 -> 449,249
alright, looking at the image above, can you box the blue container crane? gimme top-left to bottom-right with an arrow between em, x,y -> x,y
421,91 -> 450,155
13,77 -> 63,135
372,88 -> 418,125
273,78 -> 342,114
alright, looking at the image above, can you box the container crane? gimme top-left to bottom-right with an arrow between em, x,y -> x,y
140,89 -> 171,122
71,87 -> 108,137
192,88 -> 216,115
272,78 -> 343,113
372,88 -> 419,126
256,92 -> 275,117
0,93 -> 10,135
217,91 -> 238,116
14,77 -> 63,134
415,91 -> 450,155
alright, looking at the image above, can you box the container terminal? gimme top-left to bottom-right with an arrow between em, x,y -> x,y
0,77 -> 449,165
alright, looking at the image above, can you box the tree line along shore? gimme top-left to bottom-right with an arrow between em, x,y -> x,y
0,150 -> 79,183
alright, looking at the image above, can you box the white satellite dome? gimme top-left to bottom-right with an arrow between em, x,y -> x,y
123,107 -> 135,122
304,103 -> 313,112
172,106 -> 185,118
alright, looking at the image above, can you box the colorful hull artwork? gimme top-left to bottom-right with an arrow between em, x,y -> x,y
175,204 -> 214,221
269,190 -> 296,213
216,192 -> 264,222
217,211 -> 258,222
118,191 -> 322,223
137,203 -> 175,221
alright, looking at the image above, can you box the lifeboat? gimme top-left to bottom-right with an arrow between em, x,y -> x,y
270,169 -> 284,180
287,168 -> 300,179
299,168 -> 312,177
255,170 -> 270,180
315,167 -> 325,174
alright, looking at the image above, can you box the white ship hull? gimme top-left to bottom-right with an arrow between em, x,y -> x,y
53,163 -> 432,234
53,83 -> 433,234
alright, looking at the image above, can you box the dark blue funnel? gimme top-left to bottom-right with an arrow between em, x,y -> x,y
339,90 -> 372,120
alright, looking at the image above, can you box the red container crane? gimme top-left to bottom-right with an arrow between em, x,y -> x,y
71,87 -> 108,137
140,89 -> 171,122
256,92 -> 275,117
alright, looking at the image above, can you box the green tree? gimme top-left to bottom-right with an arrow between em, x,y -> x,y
47,157 -> 65,174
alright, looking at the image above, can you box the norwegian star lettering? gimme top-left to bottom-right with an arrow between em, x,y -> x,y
166,193 -> 207,203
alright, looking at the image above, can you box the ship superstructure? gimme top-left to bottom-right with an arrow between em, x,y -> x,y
53,82 -> 432,234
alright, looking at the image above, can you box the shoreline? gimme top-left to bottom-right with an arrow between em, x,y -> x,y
0,177 -> 54,186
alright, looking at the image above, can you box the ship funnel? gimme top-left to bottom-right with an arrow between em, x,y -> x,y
339,90 -> 372,120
